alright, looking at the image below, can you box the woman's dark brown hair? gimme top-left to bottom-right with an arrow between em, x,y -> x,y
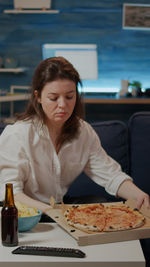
17,56 -> 85,146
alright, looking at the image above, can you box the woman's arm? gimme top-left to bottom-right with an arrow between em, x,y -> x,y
14,192 -> 51,213
117,180 -> 150,209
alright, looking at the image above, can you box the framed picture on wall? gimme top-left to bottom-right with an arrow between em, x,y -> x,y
123,3 -> 150,30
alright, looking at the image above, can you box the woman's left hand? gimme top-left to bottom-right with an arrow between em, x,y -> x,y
117,179 -> 150,210
136,192 -> 150,210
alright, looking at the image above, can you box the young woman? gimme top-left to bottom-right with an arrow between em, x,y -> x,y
0,57 -> 149,212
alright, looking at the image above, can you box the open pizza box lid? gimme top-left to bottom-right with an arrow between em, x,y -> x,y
45,199 -> 150,246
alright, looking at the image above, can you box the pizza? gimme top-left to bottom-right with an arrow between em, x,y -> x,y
63,203 -> 145,233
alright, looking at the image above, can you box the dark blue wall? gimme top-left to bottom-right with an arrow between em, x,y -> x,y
0,0 -> 150,94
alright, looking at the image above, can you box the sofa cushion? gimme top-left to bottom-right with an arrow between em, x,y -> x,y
92,120 -> 129,174
66,120 -> 129,201
128,111 -> 150,195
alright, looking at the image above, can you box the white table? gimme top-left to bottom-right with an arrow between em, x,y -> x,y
0,222 -> 145,267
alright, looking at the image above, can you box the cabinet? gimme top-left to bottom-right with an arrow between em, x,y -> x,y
84,97 -> 150,122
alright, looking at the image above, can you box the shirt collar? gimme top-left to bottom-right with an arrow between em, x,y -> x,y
32,117 -> 50,139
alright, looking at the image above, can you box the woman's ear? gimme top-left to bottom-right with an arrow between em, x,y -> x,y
34,90 -> 41,103
34,90 -> 38,96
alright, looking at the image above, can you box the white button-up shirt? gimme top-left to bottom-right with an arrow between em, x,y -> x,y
0,118 -> 131,203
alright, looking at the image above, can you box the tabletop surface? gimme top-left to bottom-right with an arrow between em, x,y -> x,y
0,222 -> 145,267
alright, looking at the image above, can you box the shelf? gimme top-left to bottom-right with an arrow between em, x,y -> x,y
4,9 -> 59,14
0,67 -> 27,73
0,94 -> 30,102
83,97 -> 150,104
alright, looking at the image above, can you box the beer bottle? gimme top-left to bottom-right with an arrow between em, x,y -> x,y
1,183 -> 18,246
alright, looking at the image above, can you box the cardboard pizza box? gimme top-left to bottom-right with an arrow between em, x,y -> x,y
45,199 -> 150,246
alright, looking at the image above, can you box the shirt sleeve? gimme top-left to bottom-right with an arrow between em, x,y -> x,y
83,126 -> 132,196
0,125 -> 30,201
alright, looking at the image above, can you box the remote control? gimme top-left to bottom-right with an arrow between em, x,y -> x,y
12,246 -> 86,258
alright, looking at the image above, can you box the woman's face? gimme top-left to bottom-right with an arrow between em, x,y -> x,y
38,79 -> 77,127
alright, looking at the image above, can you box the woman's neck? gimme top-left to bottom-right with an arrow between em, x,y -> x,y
46,121 -> 63,153
47,121 -> 62,136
